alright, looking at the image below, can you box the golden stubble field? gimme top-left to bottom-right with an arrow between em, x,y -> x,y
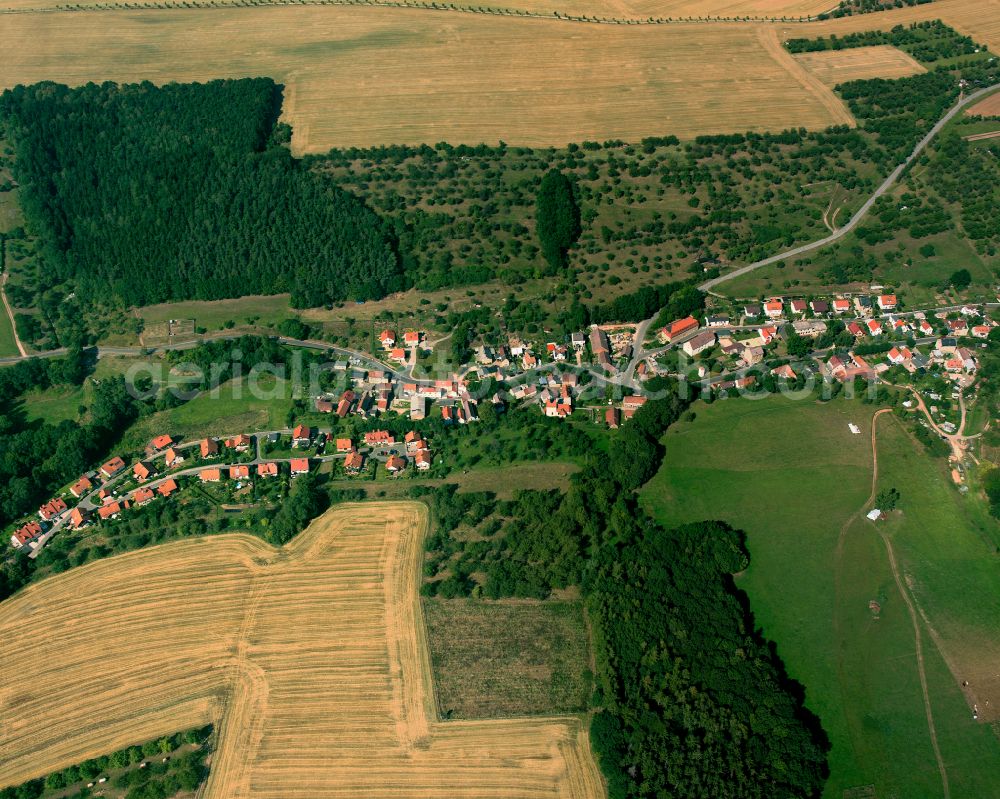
0,0 -> 996,149
0,7 -> 854,152
0,502 -> 603,799
793,44 -> 926,86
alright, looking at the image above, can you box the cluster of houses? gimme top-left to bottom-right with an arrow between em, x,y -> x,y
377,329 -> 424,364
740,293 -> 899,323
659,314 -> 781,367
605,395 -> 647,428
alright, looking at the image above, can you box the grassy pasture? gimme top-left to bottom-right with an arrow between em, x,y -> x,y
137,295 -> 293,340
0,8 -> 853,152
639,396 -> 1000,798
0,303 -> 17,358
0,502 -> 603,798
423,599 -> 592,718
793,44 -> 926,86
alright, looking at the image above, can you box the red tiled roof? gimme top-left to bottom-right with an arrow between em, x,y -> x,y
199,468 -> 222,482
158,479 -> 179,497
229,465 -> 250,479
151,435 -> 173,450
257,463 -> 279,477
200,438 -> 219,458
290,458 -> 310,474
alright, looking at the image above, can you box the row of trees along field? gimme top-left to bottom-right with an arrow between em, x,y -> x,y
0,79 -> 403,309
416,387 -> 829,797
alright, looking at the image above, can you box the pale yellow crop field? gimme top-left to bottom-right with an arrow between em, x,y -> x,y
775,0 -> 1000,53
0,502 -> 603,799
793,44 -> 925,86
0,7 -> 854,152
0,0 -> 842,18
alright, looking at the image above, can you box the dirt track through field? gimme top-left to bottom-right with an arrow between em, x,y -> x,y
0,502 -> 603,798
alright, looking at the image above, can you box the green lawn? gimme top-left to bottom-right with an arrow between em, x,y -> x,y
137,294 -> 292,333
639,396 -> 1000,799
0,303 -> 18,358
120,376 -> 294,451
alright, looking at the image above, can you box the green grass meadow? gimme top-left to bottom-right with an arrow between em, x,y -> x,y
640,395 -> 1000,799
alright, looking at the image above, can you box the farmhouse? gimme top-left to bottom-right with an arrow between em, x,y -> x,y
164,448 -> 184,468
70,476 -> 93,498
385,455 -> 406,474
230,465 -> 251,480
133,462 -> 154,482
10,520 -> 43,548
292,425 -> 312,447
344,451 -> 364,474
682,331 -> 716,357
200,438 -> 219,458
38,498 -> 67,521
200,468 -> 222,483
157,479 -> 179,497
257,463 -> 279,477
660,316 -> 699,343
290,458 -> 310,476
100,457 -> 126,480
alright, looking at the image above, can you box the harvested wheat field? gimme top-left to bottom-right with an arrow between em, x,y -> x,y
793,44 -> 925,86
0,0 -> 855,18
775,0 -> 1000,53
966,91 -> 1000,117
0,7 -> 854,151
0,502 -> 603,799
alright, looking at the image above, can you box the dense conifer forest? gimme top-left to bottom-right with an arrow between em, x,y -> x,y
0,79 -> 402,309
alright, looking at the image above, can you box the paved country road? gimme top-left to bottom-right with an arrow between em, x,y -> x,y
698,82 -> 1000,293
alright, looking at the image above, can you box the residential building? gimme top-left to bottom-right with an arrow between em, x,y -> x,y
100,457 -> 126,480
38,498 -> 68,521
379,329 -> 396,349
877,294 -> 897,311
832,298 -> 851,314
790,300 -> 807,315
344,451 -> 364,474
385,455 -> 406,473
133,462 -> 154,482
410,394 -> 426,421
336,438 -> 353,453
230,465 -> 251,480
810,300 -> 829,315
70,476 -> 93,499
11,520 -> 43,548
199,468 -> 222,483
622,395 -> 647,412
660,316 -> 699,343
290,458 -> 310,476
158,479 -> 179,497
866,319 -> 883,336
98,501 -> 124,520
764,300 -> 784,319
415,450 -> 432,471
705,315 -> 730,328
256,463 -> 279,478
69,508 -> 89,530
164,448 -> 185,468
149,434 -> 174,452
292,425 -> 312,447
364,430 -> 395,447
200,438 -> 219,458
226,434 -> 252,452
132,487 -> 155,506
404,331 -> 421,347
682,331 -> 716,357
606,407 -> 620,429
315,398 -> 334,414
